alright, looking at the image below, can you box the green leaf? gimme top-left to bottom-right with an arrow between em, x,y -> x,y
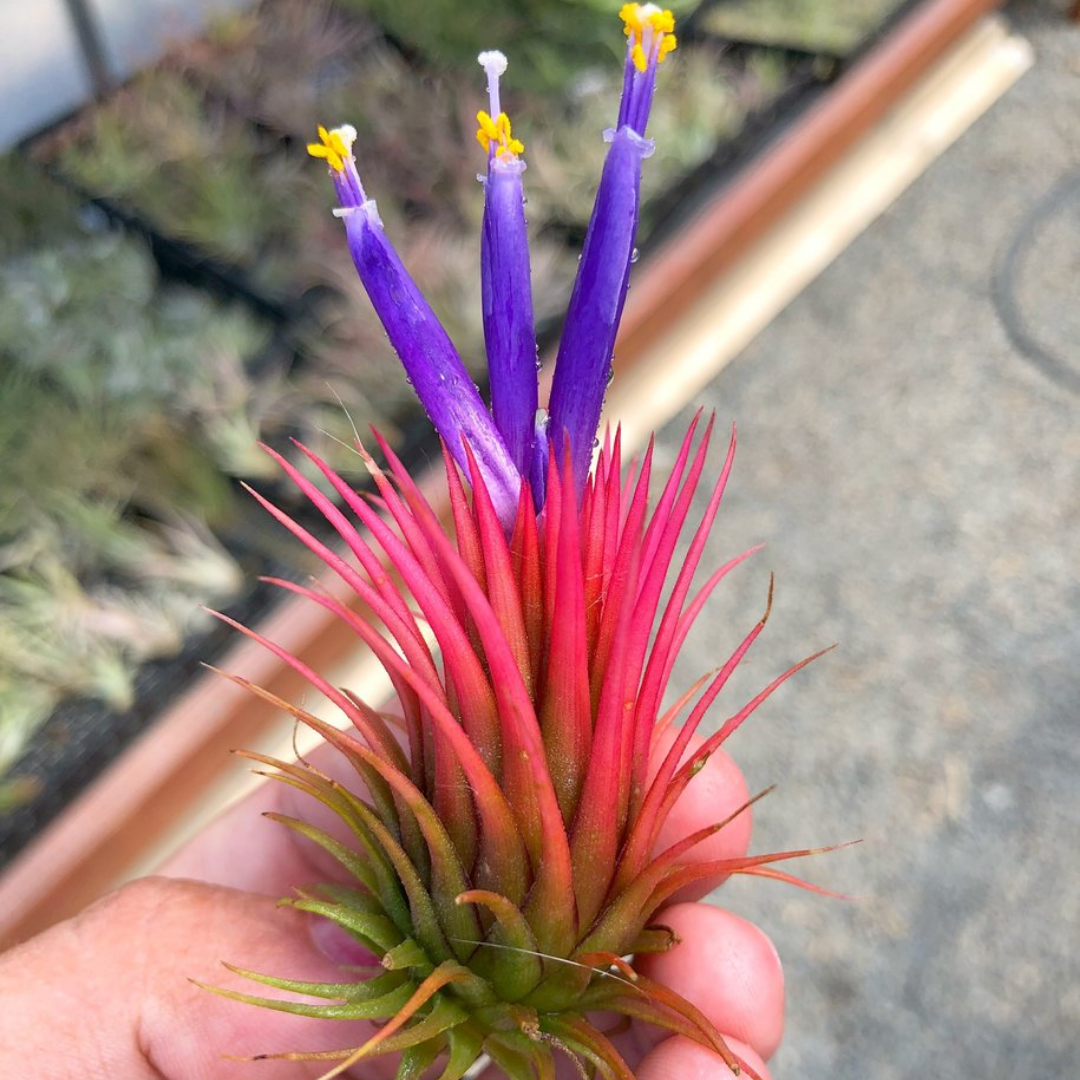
286,896 -> 403,955
453,890 -> 542,1001
396,1037 -> 444,1080
438,1022 -> 486,1080
382,937 -> 433,973
196,977 -> 415,1020
483,1032 -> 546,1080
248,751 -> 412,933
334,784 -> 455,965
364,994 -> 469,1056
221,963 -> 405,1003
265,811 -> 378,892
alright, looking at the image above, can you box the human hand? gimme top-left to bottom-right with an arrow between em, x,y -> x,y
0,737 -> 783,1079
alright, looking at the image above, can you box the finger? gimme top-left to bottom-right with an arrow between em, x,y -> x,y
650,729 -> 754,902
637,1035 -> 772,1080
0,876 -> 394,1080
634,902 -> 784,1063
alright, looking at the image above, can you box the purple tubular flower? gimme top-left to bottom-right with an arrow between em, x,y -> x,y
308,6 -> 677,516
547,4 -> 676,496
547,127 -> 650,495
307,124 -> 521,524
477,51 -> 538,479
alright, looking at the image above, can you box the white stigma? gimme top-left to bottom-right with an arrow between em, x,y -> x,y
478,50 -> 508,117
477,50 -> 508,77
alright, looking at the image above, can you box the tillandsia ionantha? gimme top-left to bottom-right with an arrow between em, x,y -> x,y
205,5 -> 841,1078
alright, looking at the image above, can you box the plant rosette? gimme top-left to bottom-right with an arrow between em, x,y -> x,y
204,7 -> 846,1079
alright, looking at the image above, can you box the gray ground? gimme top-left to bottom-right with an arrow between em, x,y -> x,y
659,3 -> 1080,1076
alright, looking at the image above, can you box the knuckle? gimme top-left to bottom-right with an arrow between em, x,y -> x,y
78,875 -> 203,937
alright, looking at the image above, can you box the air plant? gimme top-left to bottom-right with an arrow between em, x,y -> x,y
0,234 -> 273,490
208,6 -> 837,1078
0,503 -> 244,777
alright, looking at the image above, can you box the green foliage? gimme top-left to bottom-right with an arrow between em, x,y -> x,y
0,154 -> 85,259
0,492 -> 245,773
49,72 -> 314,292
701,0 -> 908,55
0,235 -> 272,778
168,0 -> 373,139
0,235 -> 274,487
333,0 -> 703,90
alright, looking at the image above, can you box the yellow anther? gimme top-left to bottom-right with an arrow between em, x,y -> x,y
476,109 -> 524,159
307,123 -> 355,173
476,110 -> 500,151
654,9 -> 675,34
619,3 -> 677,70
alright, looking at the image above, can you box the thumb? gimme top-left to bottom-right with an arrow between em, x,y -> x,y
0,877 -> 378,1079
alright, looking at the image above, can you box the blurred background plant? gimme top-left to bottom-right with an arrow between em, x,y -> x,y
700,0 -> 908,55
43,71 -> 315,298
332,0 -> 706,89
0,218 -> 261,790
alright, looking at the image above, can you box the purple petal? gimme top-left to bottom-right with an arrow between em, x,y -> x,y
547,126 -> 652,495
341,202 -> 521,524
482,156 -> 538,477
